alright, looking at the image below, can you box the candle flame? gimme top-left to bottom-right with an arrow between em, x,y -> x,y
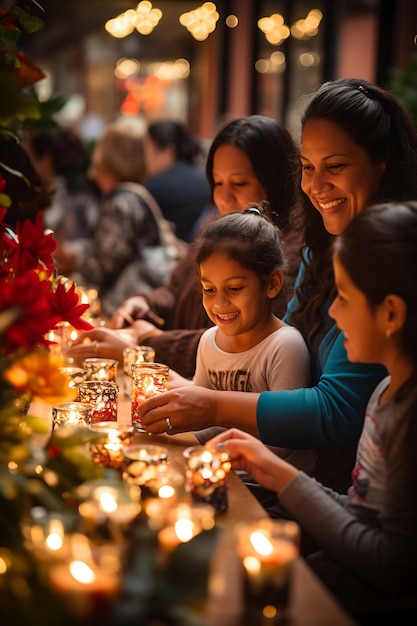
250,530 -> 273,556
175,518 -> 194,542
70,560 -> 96,584
98,490 -> 118,513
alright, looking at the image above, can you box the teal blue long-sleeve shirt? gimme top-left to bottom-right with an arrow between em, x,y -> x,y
257,261 -> 387,449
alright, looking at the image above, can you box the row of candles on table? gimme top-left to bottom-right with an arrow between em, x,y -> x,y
45,346 -> 300,623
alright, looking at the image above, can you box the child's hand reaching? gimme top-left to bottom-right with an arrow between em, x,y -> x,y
208,428 -> 299,494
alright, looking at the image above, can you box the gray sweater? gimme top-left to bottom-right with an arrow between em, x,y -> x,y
280,377 -> 417,617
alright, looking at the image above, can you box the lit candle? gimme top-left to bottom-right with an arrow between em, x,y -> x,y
88,422 -> 134,470
52,401 -> 92,428
78,482 -> 141,536
183,445 -> 231,513
49,534 -> 120,621
83,358 -> 119,382
121,444 -> 172,500
123,346 -> 155,398
158,503 -> 215,555
78,380 -> 118,423
236,519 -> 299,622
131,362 -> 168,431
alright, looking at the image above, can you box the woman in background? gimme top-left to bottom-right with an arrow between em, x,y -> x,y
66,115 -> 303,378
144,119 -> 210,243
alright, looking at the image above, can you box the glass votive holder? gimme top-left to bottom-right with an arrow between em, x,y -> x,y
157,502 -> 215,557
77,480 -> 141,538
48,534 -> 120,622
78,380 -> 118,423
183,445 -> 232,514
52,401 -> 92,429
88,422 -> 134,471
83,358 -> 119,382
123,346 -> 155,398
131,362 -> 169,431
20,506 -> 78,579
122,444 -> 171,500
235,518 -> 300,624
59,367 -> 88,398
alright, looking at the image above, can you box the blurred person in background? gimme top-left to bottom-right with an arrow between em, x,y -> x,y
144,119 -> 211,242
26,128 -> 100,274
53,117 -> 181,316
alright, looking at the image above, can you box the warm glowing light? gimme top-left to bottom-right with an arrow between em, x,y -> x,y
115,58 -> 140,79
250,530 -> 274,556
69,560 -> 96,584
225,14 -> 238,28
158,484 -> 175,499
179,2 -> 219,41
258,13 -> 289,46
299,52 -> 320,67
105,1 -> 162,38
98,490 -> 118,513
291,9 -> 323,40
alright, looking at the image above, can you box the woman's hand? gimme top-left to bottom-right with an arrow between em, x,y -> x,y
110,296 -> 151,328
208,429 -> 299,494
138,386 -> 217,434
63,327 -> 137,364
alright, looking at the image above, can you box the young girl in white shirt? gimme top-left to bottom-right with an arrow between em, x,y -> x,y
189,208 -> 313,472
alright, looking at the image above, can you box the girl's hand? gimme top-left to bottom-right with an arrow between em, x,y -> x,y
208,428 -> 299,494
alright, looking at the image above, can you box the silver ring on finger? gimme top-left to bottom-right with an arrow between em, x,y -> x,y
165,416 -> 173,431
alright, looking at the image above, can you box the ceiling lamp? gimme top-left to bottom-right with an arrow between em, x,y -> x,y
105,1 -> 162,38
179,2 -> 219,41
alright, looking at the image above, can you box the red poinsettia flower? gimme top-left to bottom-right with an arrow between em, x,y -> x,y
49,281 -> 94,331
13,213 -> 56,274
0,271 -> 61,351
16,52 -> 45,88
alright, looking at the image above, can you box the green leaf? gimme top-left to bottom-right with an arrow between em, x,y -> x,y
11,7 -> 45,33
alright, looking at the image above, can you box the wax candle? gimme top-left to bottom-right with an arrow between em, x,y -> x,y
88,422 -> 134,470
49,538 -> 120,623
183,445 -> 231,513
123,346 -> 155,398
158,502 -> 215,556
52,401 -> 92,428
131,362 -> 168,431
59,367 -> 88,398
122,444 -> 172,500
78,380 -> 118,422
83,358 -> 119,382
236,519 -> 299,623
78,482 -> 141,537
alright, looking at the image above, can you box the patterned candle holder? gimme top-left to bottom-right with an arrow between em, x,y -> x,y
78,380 -> 118,423
83,358 -> 119,382
122,444 -> 172,500
88,422 -> 134,470
52,402 -> 92,429
183,445 -> 232,514
59,367 -> 88,399
131,362 -> 169,431
77,480 -> 141,538
235,518 -> 300,623
123,346 -> 155,398
157,502 -> 215,557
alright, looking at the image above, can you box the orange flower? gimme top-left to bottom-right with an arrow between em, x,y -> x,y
4,350 -> 78,404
